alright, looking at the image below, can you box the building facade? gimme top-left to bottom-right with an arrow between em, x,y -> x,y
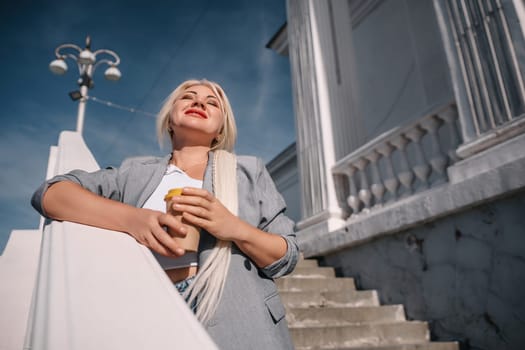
267,1 -> 525,349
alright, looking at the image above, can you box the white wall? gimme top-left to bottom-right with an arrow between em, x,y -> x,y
352,0 -> 453,140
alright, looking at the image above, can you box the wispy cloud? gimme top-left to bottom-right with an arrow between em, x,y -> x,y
251,12 -> 274,122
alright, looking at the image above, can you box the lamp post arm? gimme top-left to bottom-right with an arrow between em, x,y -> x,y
62,53 -> 81,61
91,50 -> 121,76
54,44 -> 82,58
93,59 -> 118,72
57,51 -> 86,73
93,49 -> 121,65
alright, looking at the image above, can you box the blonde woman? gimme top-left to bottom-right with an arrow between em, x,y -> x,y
31,79 -> 299,349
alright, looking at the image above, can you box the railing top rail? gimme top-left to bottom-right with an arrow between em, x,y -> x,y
333,101 -> 455,174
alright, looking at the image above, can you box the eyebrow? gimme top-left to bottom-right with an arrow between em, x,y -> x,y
185,90 -> 219,100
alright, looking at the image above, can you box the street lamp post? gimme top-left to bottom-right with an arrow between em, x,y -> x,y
49,36 -> 122,134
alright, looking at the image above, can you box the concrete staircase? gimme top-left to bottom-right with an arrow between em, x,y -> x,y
277,258 -> 459,350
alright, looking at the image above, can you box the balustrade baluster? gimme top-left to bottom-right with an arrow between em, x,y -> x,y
420,115 -> 448,183
404,126 -> 431,190
377,143 -> 399,201
438,106 -> 460,163
355,158 -> 372,211
389,136 -> 415,196
365,150 -> 385,207
343,165 -> 361,215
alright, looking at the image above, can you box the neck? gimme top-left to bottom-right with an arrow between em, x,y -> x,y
170,146 -> 210,171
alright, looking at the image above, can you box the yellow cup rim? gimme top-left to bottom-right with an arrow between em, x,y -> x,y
164,188 -> 183,201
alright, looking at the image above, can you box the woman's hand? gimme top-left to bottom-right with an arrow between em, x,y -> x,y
167,187 -> 288,268
169,187 -> 244,241
124,207 -> 188,257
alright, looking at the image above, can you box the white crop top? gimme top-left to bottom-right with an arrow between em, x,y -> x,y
142,164 -> 203,270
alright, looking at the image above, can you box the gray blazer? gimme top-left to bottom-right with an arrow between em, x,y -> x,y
32,151 -> 299,350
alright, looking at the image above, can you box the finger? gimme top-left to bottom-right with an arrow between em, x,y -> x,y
182,187 -> 214,200
151,226 -> 185,256
174,203 -> 211,220
134,235 -> 149,247
144,233 -> 179,257
158,214 -> 187,237
156,215 -> 187,255
172,194 -> 211,209
182,212 -> 209,231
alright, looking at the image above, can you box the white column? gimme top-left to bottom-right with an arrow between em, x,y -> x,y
513,0 -> 525,42
287,0 -> 364,237
433,0 -> 477,145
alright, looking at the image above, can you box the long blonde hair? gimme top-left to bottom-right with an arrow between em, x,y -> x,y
156,80 -> 238,324
183,150 -> 237,324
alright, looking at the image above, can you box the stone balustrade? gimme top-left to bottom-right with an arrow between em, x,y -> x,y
333,103 -> 460,218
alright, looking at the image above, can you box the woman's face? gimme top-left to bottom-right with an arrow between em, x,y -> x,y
170,84 -> 224,145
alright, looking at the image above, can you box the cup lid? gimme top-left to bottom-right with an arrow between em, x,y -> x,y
164,188 -> 183,201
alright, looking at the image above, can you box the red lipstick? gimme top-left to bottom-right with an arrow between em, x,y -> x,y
185,108 -> 207,119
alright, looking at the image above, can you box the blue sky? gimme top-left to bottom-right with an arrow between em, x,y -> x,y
0,0 -> 295,253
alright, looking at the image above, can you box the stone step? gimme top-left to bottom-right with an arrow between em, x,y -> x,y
277,277 -> 356,292
280,290 -> 380,308
290,322 -> 430,349
349,343 -> 459,350
296,258 -> 320,268
283,260 -> 459,350
295,341 -> 459,350
287,305 -> 405,326
289,266 -> 336,278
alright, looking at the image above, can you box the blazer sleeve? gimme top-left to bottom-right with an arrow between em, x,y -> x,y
31,162 -> 128,219
252,157 -> 299,279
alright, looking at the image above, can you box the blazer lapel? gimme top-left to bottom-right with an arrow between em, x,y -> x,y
135,154 -> 172,208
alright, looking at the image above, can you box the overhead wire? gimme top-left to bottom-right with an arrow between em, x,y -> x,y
132,0 -> 210,111
100,0 -> 210,156
88,95 -> 156,118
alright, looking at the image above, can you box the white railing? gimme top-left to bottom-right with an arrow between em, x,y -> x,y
0,229 -> 41,350
24,131 -> 217,350
333,103 -> 460,218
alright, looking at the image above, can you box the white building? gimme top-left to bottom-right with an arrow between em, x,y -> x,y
2,1 -> 525,349
267,1 -> 525,349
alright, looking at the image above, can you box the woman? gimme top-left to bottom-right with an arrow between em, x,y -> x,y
31,79 -> 299,349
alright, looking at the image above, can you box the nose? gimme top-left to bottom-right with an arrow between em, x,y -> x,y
191,96 -> 206,109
